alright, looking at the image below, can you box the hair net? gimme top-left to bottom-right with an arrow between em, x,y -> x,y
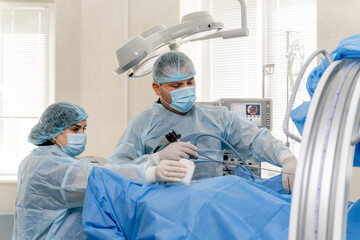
28,102 -> 88,145
152,51 -> 196,84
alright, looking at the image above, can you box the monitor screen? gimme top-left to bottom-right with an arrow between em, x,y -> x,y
246,104 -> 260,116
230,102 -> 262,126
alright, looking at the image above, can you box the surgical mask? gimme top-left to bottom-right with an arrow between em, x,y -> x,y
161,86 -> 196,113
56,133 -> 87,157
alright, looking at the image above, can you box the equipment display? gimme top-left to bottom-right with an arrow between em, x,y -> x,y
198,98 -> 273,178
221,98 -> 272,178
220,98 -> 272,130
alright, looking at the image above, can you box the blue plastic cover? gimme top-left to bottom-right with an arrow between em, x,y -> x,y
347,198 -> 360,239
83,167 -> 291,240
291,34 -> 360,167
83,167 -> 360,239
290,101 -> 311,135
354,144 -> 360,167
306,34 -> 360,98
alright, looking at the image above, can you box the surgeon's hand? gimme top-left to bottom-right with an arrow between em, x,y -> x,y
146,160 -> 187,183
281,156 -> 297,193
157,141 -> 198,161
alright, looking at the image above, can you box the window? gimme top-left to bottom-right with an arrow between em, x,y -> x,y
181,0 -> 316,170
0,2 -> 54,179
265,0 -> 316,158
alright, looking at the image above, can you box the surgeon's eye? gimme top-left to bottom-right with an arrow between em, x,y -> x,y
69,127 -> 80,133
171,84 -> 181,88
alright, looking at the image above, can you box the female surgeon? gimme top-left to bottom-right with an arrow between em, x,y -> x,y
12,102 -> 163,239
12,102 -> 92,239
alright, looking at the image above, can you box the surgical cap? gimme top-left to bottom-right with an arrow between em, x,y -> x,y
28,102 -> 88,145
153,51 -> 196,84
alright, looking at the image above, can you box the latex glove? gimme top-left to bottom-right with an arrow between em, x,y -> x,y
151,142 -> 198,164
146,160 -> 187,183
281,156 -> 297,193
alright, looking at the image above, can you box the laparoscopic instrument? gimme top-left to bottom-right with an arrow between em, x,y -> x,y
154,130 -> 292,183
153,129 -> 182,153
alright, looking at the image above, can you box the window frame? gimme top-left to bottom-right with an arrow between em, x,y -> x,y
0,1 -> 55,181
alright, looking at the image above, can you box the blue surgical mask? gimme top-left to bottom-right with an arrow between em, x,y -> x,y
56,133 -> 87,157
161,86 -> 196,113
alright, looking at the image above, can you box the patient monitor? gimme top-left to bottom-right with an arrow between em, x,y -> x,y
219,98 -> 272,130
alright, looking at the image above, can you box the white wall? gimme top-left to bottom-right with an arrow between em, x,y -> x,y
78,0 -> 128,159
55,0 -> 81,104
317,0 -> 360,52
127,0 -> 180,120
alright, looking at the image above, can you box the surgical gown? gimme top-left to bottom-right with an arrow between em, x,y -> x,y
110,102 -> 290,180
12,145 -> 93,239
13,144 -> 151,240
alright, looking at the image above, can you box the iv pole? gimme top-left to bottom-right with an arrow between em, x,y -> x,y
285,31 -> 291,148
262,64 -> 275,99
285,30 -> 304,148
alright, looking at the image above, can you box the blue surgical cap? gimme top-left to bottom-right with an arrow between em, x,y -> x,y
28,102 -> 88,145
153,51 -> 196,84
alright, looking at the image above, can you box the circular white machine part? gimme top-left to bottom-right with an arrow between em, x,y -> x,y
289,59 -> 360,240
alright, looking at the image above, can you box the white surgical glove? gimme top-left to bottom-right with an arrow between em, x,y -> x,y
146,160 -> 187,183
149,141 -> 198,165
281,155 -> 297,193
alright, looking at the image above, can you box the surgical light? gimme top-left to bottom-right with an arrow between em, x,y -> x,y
113,0 -> 249,78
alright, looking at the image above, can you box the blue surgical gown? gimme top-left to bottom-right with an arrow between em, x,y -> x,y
13,143 -> 151,240
109,102 -> 290,180
12,145 -> 93,240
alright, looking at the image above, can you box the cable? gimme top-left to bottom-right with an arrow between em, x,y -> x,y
224,165 -> 232,175
193,133 -> 256,181
197,154 -> 283,184
197,153 -> 252,180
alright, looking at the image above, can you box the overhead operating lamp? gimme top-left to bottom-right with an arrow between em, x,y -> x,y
113,0 -> 249,78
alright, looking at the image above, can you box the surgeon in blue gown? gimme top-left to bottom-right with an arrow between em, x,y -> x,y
13,102 -> 149,240
109,51 -> 297,193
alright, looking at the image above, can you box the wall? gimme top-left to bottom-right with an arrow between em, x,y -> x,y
317,0 -> 360,53
78,0 -> 128,159
317,0 -> 360,202
127,0 -> 180,120
0,182 -> 18,212
55,0 -> 81,104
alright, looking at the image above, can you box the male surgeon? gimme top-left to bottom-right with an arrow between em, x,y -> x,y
109,51 -> 297,193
